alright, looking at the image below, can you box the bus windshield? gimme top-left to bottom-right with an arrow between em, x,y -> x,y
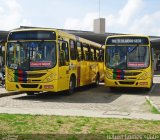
7,41 -> 56,71
106,46 -> 150,70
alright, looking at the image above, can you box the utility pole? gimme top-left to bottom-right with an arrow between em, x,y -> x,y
99,0 -> 101,18
94,0 -> 105,34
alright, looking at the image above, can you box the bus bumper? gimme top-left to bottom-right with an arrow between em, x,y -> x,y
5,80 -> 59,92
104,77 -> 152,88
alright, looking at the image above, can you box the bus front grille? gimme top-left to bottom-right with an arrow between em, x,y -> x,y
14,73 -> 46,78
124,72 -> 141,76
119,81 -> 135,85
27,73 -> 46,78
20,84 -> 38,88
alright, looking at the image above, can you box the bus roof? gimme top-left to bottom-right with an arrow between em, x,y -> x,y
9,28 -> 102,49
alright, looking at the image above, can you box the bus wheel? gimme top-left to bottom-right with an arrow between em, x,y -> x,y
68,76 -> 76,95
95,74 -> 100,86
26,92 -> 34,96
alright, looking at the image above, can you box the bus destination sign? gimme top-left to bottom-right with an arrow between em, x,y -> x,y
106,37 -> 149,45
111,39 -> 142,44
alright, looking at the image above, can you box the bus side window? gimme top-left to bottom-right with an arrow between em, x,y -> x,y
90,49 -> 94,61
83,44 -> 90,61
82,44 -> 85,61
59,41 -> 69,66
70,40 -> 77,60
77,42 -> 82,61
151,48 -> 154,61
94,48 -> 97,61
97,50 -> 100,62
77,48 -> 82,61
98,49 -> 104,62
85,51 -> 90,61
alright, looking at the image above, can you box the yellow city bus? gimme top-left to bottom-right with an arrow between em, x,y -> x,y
104,35 -> 154,91
5,28 -> 104,95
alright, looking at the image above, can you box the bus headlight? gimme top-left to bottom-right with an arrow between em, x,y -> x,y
106,71 -> 113,79
43,74 -> 55,82
139,72 -> 150,80
7,74 -> 14,82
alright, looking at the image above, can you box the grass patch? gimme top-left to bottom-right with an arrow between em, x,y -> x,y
0,114 -> 160,139
146,99 -> 160,114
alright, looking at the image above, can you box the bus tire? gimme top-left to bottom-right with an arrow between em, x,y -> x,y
26,92 -> 34,96
67,76 -> 76,95
95,73 -> 100,86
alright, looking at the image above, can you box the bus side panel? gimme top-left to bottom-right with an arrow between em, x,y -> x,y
80,61 -> 90,86
98,62 -> 104,81
89,61 -> 98,83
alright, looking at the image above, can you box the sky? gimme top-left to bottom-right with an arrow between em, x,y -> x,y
0,0 -> 160,36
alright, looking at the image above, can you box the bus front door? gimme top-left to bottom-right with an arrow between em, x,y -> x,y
58,41 -> 70,91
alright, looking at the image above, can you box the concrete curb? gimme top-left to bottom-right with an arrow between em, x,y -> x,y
0,91 -> 22,98
145,96 -> 160,113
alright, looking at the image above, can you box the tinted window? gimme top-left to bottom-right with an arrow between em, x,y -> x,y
70,40 -> 77,60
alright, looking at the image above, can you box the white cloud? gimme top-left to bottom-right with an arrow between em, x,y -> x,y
129,11 -> 160,36
0,0 -> 31,30
64,12 -> 98,31
63,0 -> 160,36
106,0 -> 143,30
63,0 -> 144,32
118,0 -> 143,26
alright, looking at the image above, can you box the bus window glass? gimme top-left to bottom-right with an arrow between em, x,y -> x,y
77,42 -> 82,61
7,41 -> 56,70
83,44 -> 89,61
98,49 -> 104,62
62,42 -> 69,62
106,46 -> 149,69
127,46 -> 149,69
107,46 -> 126,69
70,40 -> 76,60
59,41 -> 69,66
94,48 -> 97,61
90,49 -> 94,61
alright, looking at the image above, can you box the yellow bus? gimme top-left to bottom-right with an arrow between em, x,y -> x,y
104,35 -> 154,91
5,28 -> 104,95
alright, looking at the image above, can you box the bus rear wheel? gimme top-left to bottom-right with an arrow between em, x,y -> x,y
67,76 -> 76,95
